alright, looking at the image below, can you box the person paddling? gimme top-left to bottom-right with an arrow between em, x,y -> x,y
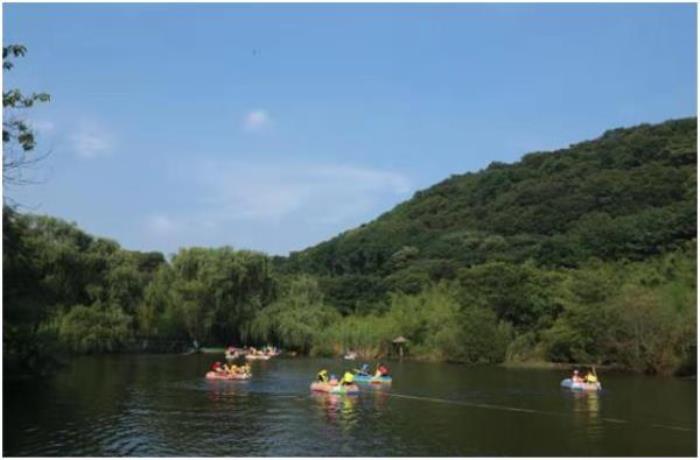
375,363 -> 390,377
341,370 -> 355,386
317,369 -> 329,383
585,368 -> 599,384
355,363 -> 370,376
226,364 -> 239,375
211,361 -> 224,375
572,369 -> 583,383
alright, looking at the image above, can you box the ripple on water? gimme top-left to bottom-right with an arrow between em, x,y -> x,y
4,356 -> 697,456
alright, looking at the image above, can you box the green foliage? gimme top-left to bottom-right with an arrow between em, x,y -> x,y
3,211 -> 165,361
136,265 -> 176,337
607,285 -> 693,374
54,303 -> 132,353
250,275 -> 340,352
3,118 -> 696,375
3,322 -> 64,375
148,247 -> 276,343
278,118 -> 696,374
318,274 -> 388,314
312,313 -> 394,358
543,246 -> 696,374
3,44 -> 51,189
312,283 -> 509,364
286,118 -> 696,276
458,262 -> 563,330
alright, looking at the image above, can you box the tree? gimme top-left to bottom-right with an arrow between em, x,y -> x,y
250,275 -> 340,352
3,45 -> 50,190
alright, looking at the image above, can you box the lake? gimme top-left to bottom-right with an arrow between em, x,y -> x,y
3,354 -> 696,456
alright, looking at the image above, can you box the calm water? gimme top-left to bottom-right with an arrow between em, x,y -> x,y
3,354 -> 697,456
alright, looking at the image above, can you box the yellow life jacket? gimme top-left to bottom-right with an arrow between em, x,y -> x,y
318,370 -> 329,382
586,374 -> 598,383
342,371 -> 354,384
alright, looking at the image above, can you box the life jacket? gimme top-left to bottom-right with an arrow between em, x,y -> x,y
342,372 -> 354,384
586,374 -> 598,383
318,370 -> 329,382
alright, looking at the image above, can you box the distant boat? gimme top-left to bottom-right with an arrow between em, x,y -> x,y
245,353 -> 271,361
560,378 -> 602,392
344,351 -> 358,360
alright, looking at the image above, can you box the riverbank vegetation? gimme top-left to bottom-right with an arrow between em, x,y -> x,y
4,118 -> 696,376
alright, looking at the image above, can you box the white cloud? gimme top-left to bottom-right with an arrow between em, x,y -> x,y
191,159 -> 411,225
71,122 -> 113,159
243,109 -> 270,131
136,160 -> 413,255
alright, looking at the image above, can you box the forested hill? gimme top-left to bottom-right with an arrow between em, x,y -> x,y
4,117 -> 697,376
281,118 -> 696,310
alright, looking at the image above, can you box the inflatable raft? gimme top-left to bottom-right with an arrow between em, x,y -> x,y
310,382 -> 360,395
354,374 -> 392,384
245,354 -> 271,361
206,371 -> 251,380
560,378 -> 601,391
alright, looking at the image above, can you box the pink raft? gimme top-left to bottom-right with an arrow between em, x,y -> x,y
206,371 -> 251,380
310,381 -> 360,395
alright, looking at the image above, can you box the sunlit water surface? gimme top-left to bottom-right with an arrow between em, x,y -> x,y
4,355 -> 696,456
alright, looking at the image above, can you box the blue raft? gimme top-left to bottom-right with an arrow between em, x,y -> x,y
560,378 -> 602,392
354,374 -> 392,384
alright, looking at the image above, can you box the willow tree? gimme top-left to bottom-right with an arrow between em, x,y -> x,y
249,275 -> 340,352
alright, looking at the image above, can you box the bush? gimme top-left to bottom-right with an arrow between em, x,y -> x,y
505,330 -> 547,362
312,314 -> 395,359
439,307 -> 510,364
607,285 -> 695,374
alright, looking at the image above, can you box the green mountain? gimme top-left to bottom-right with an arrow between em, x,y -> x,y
5,117 -> 696,375
283,118 -> 696,312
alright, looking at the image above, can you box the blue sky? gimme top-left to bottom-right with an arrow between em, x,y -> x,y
3,3 -> 696,255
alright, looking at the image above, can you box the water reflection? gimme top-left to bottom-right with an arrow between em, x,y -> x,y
570,390 -> 603,442
312,393 -> 358,429
205,379 -> 246,404
366,387 -> 390,412
5,356 -> 696,456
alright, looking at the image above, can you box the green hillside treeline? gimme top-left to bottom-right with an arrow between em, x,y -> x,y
4,118 -> 697,375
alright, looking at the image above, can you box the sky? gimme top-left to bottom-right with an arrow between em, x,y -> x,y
3,3 -> 697,256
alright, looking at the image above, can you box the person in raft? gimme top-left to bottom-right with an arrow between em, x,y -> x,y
375,363 -> 390,378
585,369 -> 598,384
317,369 -> 329,383
356,363 -> 370,376
211,361 -> 224,375
572,369 -> 583,383
341,370 -> 355,386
